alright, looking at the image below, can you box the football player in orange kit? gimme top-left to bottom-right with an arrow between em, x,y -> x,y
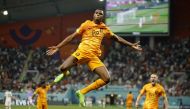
46,9 -> 142,107
135,74 -> 168,109
32,81 -> 54,109
126,91 -> 133,109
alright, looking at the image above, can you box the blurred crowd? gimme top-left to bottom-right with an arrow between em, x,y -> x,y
105,37 -> 190,96
0,37 -> 190,96
0,46 -> 29,91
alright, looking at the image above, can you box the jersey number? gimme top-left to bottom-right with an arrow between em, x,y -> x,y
92,29 -> 102,37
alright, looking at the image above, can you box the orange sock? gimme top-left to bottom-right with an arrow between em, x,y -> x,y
80,79 -> 107,94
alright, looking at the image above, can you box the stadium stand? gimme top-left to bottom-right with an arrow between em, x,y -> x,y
0,37 -> 190,108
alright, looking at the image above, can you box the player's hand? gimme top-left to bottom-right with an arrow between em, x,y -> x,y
32,95 -> 35,100
46,46 -> 59,56
163,104 -> 168,109
131,41 -> 142,51
135,102 -> 139,109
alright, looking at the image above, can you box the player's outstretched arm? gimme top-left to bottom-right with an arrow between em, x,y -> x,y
46,32 -> 79,56
135,93 -> 142,108
32,92 -> 37,100
163,95 -> 169,109
111,34 -> 142,51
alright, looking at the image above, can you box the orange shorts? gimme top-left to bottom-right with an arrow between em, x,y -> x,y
37,101 -> 48,109
72,49 -> 104,71
126,103 -> 132,107
143,104 -> 158,109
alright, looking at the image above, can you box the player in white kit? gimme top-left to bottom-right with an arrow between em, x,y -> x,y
26,86 -> 35,109
4,90 -> 12,109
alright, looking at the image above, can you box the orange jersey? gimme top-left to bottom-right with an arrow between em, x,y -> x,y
126,93 -> 133,105
140,83 -> 166,109
76,20 -> 114,57
35,85 -> 51,103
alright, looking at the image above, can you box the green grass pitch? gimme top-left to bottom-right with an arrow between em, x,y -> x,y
0,104 -> 140,109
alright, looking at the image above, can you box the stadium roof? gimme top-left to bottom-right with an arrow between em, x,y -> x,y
0,0 -> 104,24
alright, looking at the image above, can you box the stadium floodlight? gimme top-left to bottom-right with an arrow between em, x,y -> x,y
3,10 -> 8,15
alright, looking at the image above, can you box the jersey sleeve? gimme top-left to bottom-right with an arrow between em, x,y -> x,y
140,85 -> 146,95
126,95 -> 129,100
34,88 -> 40,94
104,26 -> 114,38
160,86 -> 166,97
76,20 -> 89,35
